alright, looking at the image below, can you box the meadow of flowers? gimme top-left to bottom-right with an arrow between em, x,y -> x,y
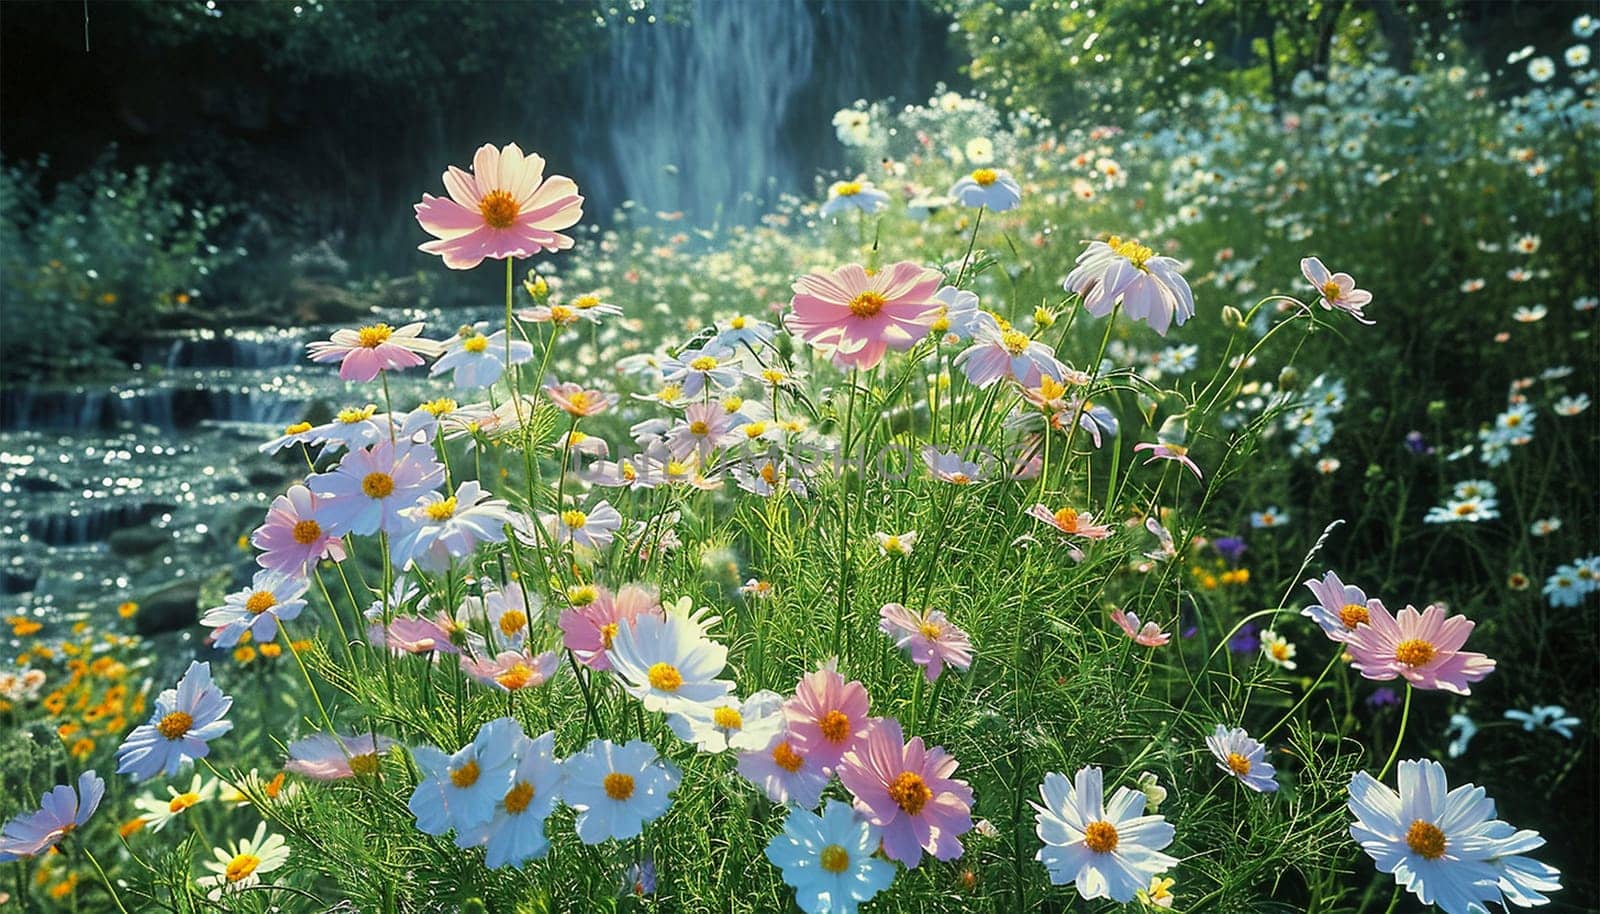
1,11 -> 1596,914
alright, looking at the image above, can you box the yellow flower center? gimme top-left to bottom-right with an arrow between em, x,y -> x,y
819,709 -> 852,743
1405,819 -> 1447,860
600,622 -> 619,649
462,334 -> 489,354
549,305 -> 576,323
224,852 -> 261,883
731,316 -> 748,329
883,535 -> 902,553
498,609 -> 528,637
1001,329 -> 1032,355
836,181 -> 862,197
1053,507 -> 1080,531
573,294 -> 601,309
291,519 -> 322,545
245,591 -> 277,615
349,753 -> 380,776
689,355 -> 720,371
722,395 -> 745,412
819,844 -> 851,873
337,405 -> 376,424
1226,753 -> 1252,776
760,463 -> 779,485
713,707 -> 744,730
1108,236 -> 1155,271
1270,643 -> 1290,661
561,510 -> 588,529
919,621 -> 943,641
1339,603 -> 1370,629
647,662 -> 684,692
848,290 -> 888,318
888,771 -> 934,815
773,740 -> 805,772
450,760 -> 481,788
356,324 -> 393,348
362,472 -> 395,499
496,663 -> 536,690
1322,280 -> 1343,300
565,391 -> 592,411
1394,639 -> 1437,666
157,711 -> 193,740
284,421 -> 313,435
1083,819 -> 1119,853
479,189 -> 520,229
422,397 -> 458,417
689,420 -> 710,435
424,497 -> 458,522
168,792 -> 201,813
971,168 -> 998,186
603,772 -> 635,801
503,781 -> 535,814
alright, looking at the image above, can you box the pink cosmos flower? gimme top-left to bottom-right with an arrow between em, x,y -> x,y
460,648 -> 561,692
736,731 -> 831,809
954,321 -> 1066,389
414,142 -> 584,270
388,480 -> 519,573
309,440 -> 446,537
879,603 -> 974,682
1133,442 -> 1202,479
786,262 -> 943,370
251,484 -> 347,576
1111,609 -> 1171,647
559,584 -> 663,670
1301,570 -> 1381,642
544,382 -> 613,418
307,322 -> 442,382
1063,237 -> 1195,336
0,770 -> 103,862
1344,603 -> 1496,694
373,612 -> 463,656
1300,257 -> 1374,325
784,664 -> 874,773
921,446 -> 983,484
1026,504 -> 1113,540
837,717 -> 974,867
284,732 -> 396,781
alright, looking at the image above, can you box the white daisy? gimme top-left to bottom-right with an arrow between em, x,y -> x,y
765,799 -> 895,914
408,717 -> 522,836
1205,725 -> 1278,793
455,729 -> 564,868
197,822 -> 289,900
563,739 -> 680,844
606,604 -> 733,714
668,689 -> 787,754
133,773 -> 218,832
1034,765 -> 1178,903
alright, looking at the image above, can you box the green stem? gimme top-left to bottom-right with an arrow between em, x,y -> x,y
1377,685 -> 1413,780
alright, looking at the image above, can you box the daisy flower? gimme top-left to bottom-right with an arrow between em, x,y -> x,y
390,481 -> 519,572
1553,394 -> 1590,416
954,320 -> 1066,388
878,603 -> 974,682
606,604 -> 733,714
409,717 -> 523,836
1259,630 -> 1297,669
838,717 -> 973,867
284,732 -> 396,781
873,530 -> 917,557
560,583 -> 663,671
1110,609 -> 1170,647
0,770 -> 103,861
1034,765 -> 1178,903
931,285 -> 986,341
947,167 -> 1022,211
455,729 -> 564,868
133,773 -> 217,832
1205,725 -> 1278,792
541,500 -> 623,550
303,404 -> 391,455
785,664 -> 873,772
1344,603 -> 1495,694
197,822 -> 290,900
309,440 -> 447,537
200,571 -> 308,648
1302,570 -> 1379,641
921,446 -> 982,484
662,345 -> 742,397
250,484 -> 347,575
786,262 -> 943,370
414,142 -> 583,269
1133,441 -> 1202,478
430,322 -> 533,390
461,648 -> 561,693
116,661 -> 234,782
1063,236 -> 1195,336
665,403 -> 740,462
1026,504 -> 1112,540
738,731 -> 832,809
765,800 -> 896,914
307,321 -> 441,382
481,581 -> 539,648
668,689 -> 787,754
563,739 -> 681,844
1504,705 -> 1580,739
1250,506 -> 1289,528
544,381 -> 613,418
1300,257 -> 1375,324
820,179 -> 890,218
258,420 -> 317,455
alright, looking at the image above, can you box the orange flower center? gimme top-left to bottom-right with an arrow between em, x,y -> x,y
225,853 -> 261,883
1083,819 -> 1119,853
1405,819 -> 1447,860
291,519 -> 322,545
503,781 -> 536,814
600,622 -> 619,649
603,772 -> 635,801
450,760 -> 481,788
479,190 -> 520,229
819,709 -> 852,743
157,711 -> 193,740
495,663 -> 535,690
168,792 -> 201,813
1339,603 -> 1370,629
1226,753 -> 1252,776
888,771 -> 934,815
820,844 -> 851,872
848,291 -> 888,318
647,662 -> 684,692
773,740 -> 806,772
498,609 -> 528,637
1394,638 -> 1437,666
362,472 -> 395,499
245,591 -> 277,615
1053,507 -> 1080,531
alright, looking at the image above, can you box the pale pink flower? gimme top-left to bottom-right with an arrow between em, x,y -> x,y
878,604 -> 974,682
284,732 -> 396,781
1026,504 -> 1113,540
1301,257 -> 1374,324
558,584 -> 663,670
307,322 -> 442,382
251,484 -> 346,576
414,142 -> 583,269
1301,570 -> 1379,642
544,382 -> 613,418
954,321 -> 1065,389
784,664 -> 873,773
0,771 -> 103,861
1111,609 -> 1171,647
1133,442 -> 1202,479
1344,603 -> 1495,694
736,731 -> 830,809
1063,237 -> 1194,336
921,446 -> 982,484
837,717 -> 974,867
460,648 -> 561,693
786,262 -> 943,370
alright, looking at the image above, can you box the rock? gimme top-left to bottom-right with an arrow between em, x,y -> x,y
108,524 -> 171,557
134,579 -> 202,635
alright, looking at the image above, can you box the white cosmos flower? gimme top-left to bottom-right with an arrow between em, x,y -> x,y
408,717 -> 522,836
606,603 -> 733,714
563,739 -> 680,844
1034,765 -> 1178,903
1205,725 -> 1278,793
765,799 -> 895,914
668,689 -> 787,754
455,729 -> 564,868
